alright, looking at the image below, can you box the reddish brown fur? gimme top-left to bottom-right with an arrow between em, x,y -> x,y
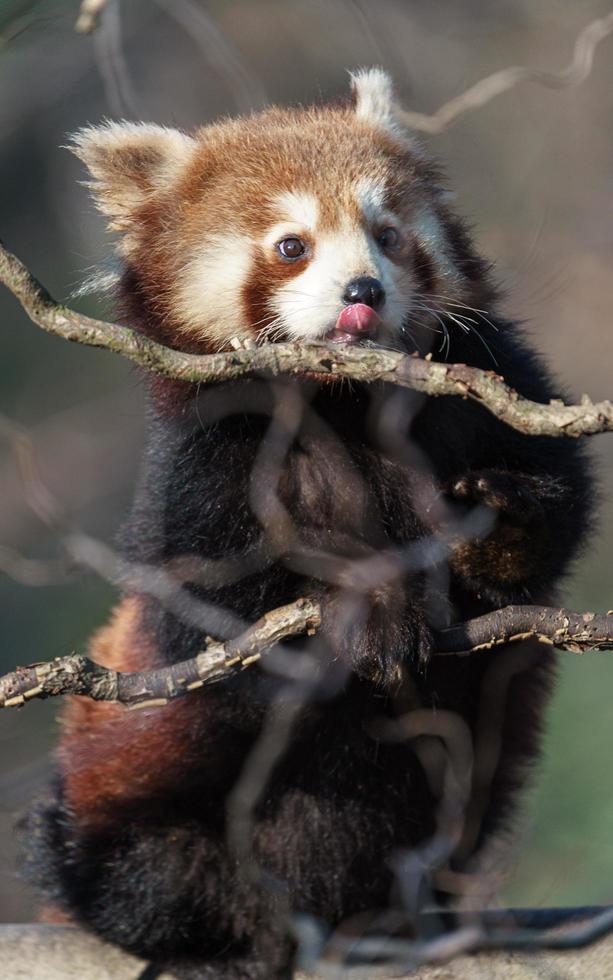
59,598 -> 218,832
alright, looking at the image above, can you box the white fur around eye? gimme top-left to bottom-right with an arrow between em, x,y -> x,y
354,177 -> 387,226
263,223 -> 308,251
273,190 -> 319,230
413,208 -> 459,283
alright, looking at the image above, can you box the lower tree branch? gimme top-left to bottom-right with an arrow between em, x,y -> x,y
435,605 -> 613,654
0,597 -> 320,710
2,240 -> 613,438
1,601 -> 611,710
397,11 -> 613,134
3,920 -> 613,980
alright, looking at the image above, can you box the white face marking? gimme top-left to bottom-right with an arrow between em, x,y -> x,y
354,177 -> 387,225
174,234 -> 253,347
274,190 -> 319,230
263,222 -> 308,251
413,208 -> 459,284
172,188 -> 457,353
262,177 -> 421,345
268,212 -> 414,345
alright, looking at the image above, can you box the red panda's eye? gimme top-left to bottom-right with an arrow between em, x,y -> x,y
277,237 -> 306,260
377,227 -> 400,250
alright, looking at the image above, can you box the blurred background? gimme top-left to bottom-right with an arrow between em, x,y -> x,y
0,0 -> 612,923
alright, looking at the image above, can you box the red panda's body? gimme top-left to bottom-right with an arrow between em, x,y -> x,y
22,72 -> 593,978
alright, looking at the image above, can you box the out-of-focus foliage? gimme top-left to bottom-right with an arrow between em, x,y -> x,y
0,0 -> 612,921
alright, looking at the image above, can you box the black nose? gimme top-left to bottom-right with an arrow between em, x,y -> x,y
343,276 -> 385,310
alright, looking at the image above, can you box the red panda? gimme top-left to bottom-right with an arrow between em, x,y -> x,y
21,70 -> 593,978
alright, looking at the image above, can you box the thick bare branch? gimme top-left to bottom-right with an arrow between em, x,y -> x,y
2,240 -> 613,438
0,597 -> 320,710
1,602 -> 611,711
398,11 -> 613,134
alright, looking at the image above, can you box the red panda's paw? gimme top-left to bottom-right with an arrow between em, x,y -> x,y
447,469 -> 547,527
318,585 -> 433,688
445,469 -> 561,600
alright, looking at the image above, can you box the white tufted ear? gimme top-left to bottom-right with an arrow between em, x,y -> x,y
70,121 -> 196,234
350,68 -> 396,130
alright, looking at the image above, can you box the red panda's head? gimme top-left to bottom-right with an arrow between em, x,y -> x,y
73,69 -> 491,355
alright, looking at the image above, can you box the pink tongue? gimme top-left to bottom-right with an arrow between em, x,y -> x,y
336,303 -> 380,335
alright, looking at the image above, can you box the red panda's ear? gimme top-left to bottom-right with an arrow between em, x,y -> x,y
69,122 -> 196,236
349,68 -> 427,157
350,68 -> 396,130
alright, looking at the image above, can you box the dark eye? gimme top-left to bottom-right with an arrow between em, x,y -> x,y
377,227 -> 400,251
277,237 -> 306,260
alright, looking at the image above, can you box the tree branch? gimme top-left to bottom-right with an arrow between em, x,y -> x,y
1,240 -> 613,438
397,11 -> 613,134
435,605 -> 613,655
3,920 -> 613,980
0,597 -> 320,710
1,602 -> 611,710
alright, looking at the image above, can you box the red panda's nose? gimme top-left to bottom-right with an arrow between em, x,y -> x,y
343,276 -> 385,311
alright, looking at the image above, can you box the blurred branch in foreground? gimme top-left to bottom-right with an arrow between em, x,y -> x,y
2,919 -> 613,980
398,10 -> 613,133
75,0 -> 108,34
1,240 -> 613,438
71,5 -> 613,132
1,602 -> 611,710
317,905 -> 613,977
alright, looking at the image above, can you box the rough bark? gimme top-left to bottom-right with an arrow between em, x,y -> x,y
2,240 -> 613,438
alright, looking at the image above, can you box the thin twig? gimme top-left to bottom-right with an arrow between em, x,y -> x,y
0,545 -> 71,587
92,0 -> 139,117
398,11 -> 613,134
2,240 -> 613,439
152,0 -> 266,112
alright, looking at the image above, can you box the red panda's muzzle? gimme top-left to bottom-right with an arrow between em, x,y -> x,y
327,303 -> 382,343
